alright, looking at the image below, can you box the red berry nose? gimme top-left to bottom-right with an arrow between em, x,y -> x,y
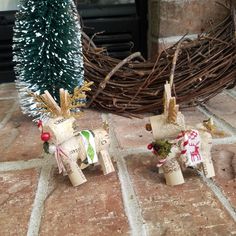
147,143 -> 153,150
41,132 -> 51,142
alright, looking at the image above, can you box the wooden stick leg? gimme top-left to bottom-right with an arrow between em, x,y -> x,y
98,150 -> 115,175
202,159 -> 215,178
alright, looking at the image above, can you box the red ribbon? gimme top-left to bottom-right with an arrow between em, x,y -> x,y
156,158 -> 167,168
55,146 -> 70,174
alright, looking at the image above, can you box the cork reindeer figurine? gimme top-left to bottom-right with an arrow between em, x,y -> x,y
31,82 -> 115,187
146,82 -> 215,186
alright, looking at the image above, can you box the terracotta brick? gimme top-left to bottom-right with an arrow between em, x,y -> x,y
0,83 -> 17,98
182,107 -> 207,126
125,154 -> 236,235
40,166 -> 130,236
0,99 -> 16,123
75,109 -> 104,130
212,144 -> 236,209
0,107 -> 43,161
0,102 -> 103,162
111,114 -> 153,149
205,93 -> 236,129
182,107 -> 230,138
0,169 -> 39,236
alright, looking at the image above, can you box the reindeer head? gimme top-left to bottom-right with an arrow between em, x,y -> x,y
30,82 -> 93,146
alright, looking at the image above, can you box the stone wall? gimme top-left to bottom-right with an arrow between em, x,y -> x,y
148,0 -> 229,59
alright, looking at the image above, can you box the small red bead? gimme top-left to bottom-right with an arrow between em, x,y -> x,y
147,143 -> 153,150
41,132 -> 51,142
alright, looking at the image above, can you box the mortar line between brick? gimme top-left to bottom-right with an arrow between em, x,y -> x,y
197,105 -> 236,135
212,136 -> 236,145
116,154 -> 149,236
0,82 -> 15,88
0,100 -> 18,130
199,172 -> 236,222
0,96 -> 17,100
158,34 -> 198,44
224,90 -> 236,100
120,147 -> 149,155
103,114 -> 148,236
0,156 -> 55,172
27,164 -> 52,236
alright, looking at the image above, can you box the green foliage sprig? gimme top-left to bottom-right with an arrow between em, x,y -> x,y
147,140 -> 172,159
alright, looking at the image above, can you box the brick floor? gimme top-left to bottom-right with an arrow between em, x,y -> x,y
0,169 -> 39,236
182,107 -> 207,126
205,93 -> 236,129
212,144 -> 236,209
0,83 -> 17,98
0,99 -> 16,123
111,114 -> 153,149
125,153 -> 236,235
40,167 -> 130,236
182,107 -> 231,138
0,107 -> 43,161
0,83 -> 236,236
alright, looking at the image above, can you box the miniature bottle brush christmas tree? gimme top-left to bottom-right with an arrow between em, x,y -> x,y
13,0 -> 84,118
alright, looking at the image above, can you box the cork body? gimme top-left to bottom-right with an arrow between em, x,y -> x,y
43,117 -> 115,187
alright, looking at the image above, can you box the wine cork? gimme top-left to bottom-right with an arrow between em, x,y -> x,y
58,138 -> 87,186
202,159 -> 215,178
150,113 -> 185,140
163,158 -> 185,186
53,127 -> 111,186
158,167 -> 164,174
98,150 -> 115,175
199,128 -> 215,178
93,128 -> 110,151
60,135 -> 88,170
44,116 -> 78,145
162,146 -> 185,186
63,159 -> 87,186
59,129 -> 110,170
77,129 -> 110,168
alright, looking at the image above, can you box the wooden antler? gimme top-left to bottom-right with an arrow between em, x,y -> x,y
163,82 -> 179,124
60,88 -> 71,117
42,90 -> 62,116
167,97 -> 178,123
69,81 -> 93,116
29,81 -> 93,118
29,90 -> 61,117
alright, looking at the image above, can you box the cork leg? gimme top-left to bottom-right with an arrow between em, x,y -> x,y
158,167 -> 164,174
202,159 -> 215,178
98,150 -> 115,175
199,130 -> 215,178
163,159 -> 185,186
64,161 -> 87,187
